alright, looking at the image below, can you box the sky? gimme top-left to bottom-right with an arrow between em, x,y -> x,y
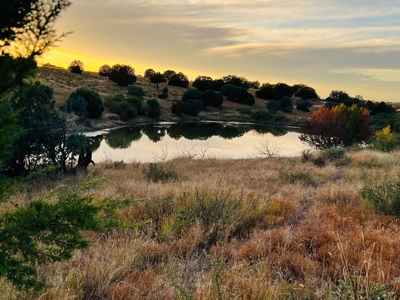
39,0 -> 400,102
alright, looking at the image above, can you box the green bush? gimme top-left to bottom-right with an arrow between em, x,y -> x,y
127,85 -> 145,100
158,86 -> 169,99
321,146 -> 347,160
171,101 -> 185,116
142,163 -> 178,182
60,96 -> 88,117
184,99 -> 203,116
279,96 -> 293,113
146,98 -> 161,118
104,94 -> 131,115
168,72 -> 189,88
267,100 -> 281,114
126,96 -> 142,110
182,89 -> 203,102
221,84 -> 254,105
360,173 -> 400,217
202,89 -> 223,107
66,88 -> 104,118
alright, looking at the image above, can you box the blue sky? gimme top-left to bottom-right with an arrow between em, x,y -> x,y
41,0 -> 400,101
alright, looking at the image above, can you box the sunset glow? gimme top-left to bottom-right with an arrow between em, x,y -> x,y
40,0 -> 400,101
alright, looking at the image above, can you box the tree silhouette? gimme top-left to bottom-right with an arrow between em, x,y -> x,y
150,72 -> 167,88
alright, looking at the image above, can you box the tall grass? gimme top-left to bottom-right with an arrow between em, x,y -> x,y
3,150 -> 400,299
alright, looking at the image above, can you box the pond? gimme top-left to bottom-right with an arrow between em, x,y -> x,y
85,123 -> 311,163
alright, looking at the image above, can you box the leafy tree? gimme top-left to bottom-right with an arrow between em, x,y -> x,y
127,85 -> 145,100
267,100 -> 281,114
158,86 -> 168,99
67,60 -> 84,74
171,101 -> 185,116
168,72 -> 189,88
60,95 -> 88,117
326,90 -> 350,102
223,75 -> 250,88
146,98 -> 161,118
300,104 -> 371,149
67,88 -> 104,119
98,64 -> 111,77
144,68 -> 155,78
108,64 -> 137,86
213,79 -> 225,92
274,83 -> 293,99
249,81 -> 260,89
279,96 -> 293,113
202,89 -> 223,107
221,84 -> 255,105
183,99 -> 203,116
182,89 -> 203,102
163,70 -> 176,80
193,76 -> 214,92
374,125 -> 398,152
0,1 -> 140,292
256,83 -> 276,100
294,86 -> 319,100
150,72 -> 167,88
6,82 -> 85,176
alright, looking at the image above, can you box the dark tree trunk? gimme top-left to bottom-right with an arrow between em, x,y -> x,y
76,147 -> 95,170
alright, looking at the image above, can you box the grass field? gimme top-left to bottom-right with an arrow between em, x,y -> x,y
2,148 -> 400,299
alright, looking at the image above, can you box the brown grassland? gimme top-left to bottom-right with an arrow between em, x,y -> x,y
2,148 -> 400,299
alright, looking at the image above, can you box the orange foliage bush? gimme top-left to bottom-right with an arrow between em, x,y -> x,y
300,104 -> 371,149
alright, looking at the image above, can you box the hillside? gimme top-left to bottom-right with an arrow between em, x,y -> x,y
37,67 -> 323,131
2,149 -> 400,299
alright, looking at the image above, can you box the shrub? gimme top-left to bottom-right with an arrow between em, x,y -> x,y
296,98 -> 312,112
146,98 -> 161,118
142,163 -> 178,182
127,86 -> 145,100
221,84 -> 254,105
68,60 -> 84,74
126,96 -> 142,110
321,146 -> 347,160
60,96 -> 88,117
279,96 -> 293,113
158,86 -> 168,99
374,125 -> 398,152
99,64 -> 111,77
66,88 -> 104,118
109,64 -> 137,86
171,101 -> 185,116
360,173 -> 400,217
267,100 -> 281,114
104,94 -> 131,115
183,99 -> 203,116
168,72 -> 189,88
193,76 -> 214,92
182,89 -> 202,102
294,86 -> 319,100
202,89 -> 223,107
163,70 -> 176,80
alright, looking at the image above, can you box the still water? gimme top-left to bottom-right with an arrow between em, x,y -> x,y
85,123 -> 311,163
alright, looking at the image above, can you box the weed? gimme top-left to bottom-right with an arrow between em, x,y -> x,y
142,163 -> 178,183
279,170 -> 315,185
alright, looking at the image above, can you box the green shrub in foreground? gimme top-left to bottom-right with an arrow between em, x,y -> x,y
360,173 -> 400,217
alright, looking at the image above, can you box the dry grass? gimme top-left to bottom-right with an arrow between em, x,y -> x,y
3,149 -> 400,299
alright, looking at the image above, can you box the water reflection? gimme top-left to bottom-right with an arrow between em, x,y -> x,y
86,123 -> 309,162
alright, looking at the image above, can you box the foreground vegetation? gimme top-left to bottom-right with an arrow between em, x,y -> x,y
2,149 -> 400,299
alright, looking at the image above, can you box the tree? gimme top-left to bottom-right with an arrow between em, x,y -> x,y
221,84 -> 255,105
274,83 -> 293,99
267,100 -> 281,114
6,81 -> 85,176
68,59 -> 84,74
182,89 -> 203,102
0,0 -> 71,94
294,86 -> 319,100
256,83 -> 276,100
279,96 -> 293,113
223,75 -> 250,88
99,64 -> 111,77
108,64 -> 137,86
127,85 -> 145,100
66,88 -> 104,119
144,68 -> 155,78
202,89 -> 223,107
0,2 -> 140,292
326,90 -> 350,102
183,99 -> 203,116
168,72 -> 189,88
150,72 -> 167,88
192,76 -> 214,92
300,104 -> 371,149
163,70 -> 176,80
146,98 -> 161,118
374,125 -> 398,152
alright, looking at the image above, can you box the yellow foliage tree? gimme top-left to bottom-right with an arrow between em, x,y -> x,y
375,125 -> 398,152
